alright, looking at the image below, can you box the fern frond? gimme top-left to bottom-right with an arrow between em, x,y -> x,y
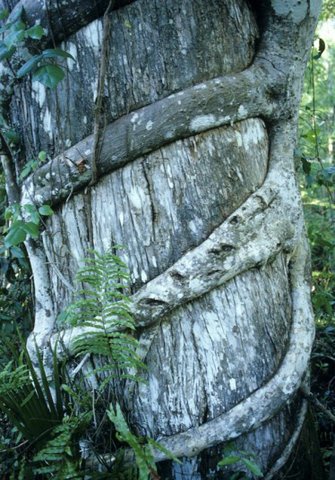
33,414 -> 90,479
64,250 -> 145,387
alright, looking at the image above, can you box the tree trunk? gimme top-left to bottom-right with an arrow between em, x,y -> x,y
0,0 -> 325,478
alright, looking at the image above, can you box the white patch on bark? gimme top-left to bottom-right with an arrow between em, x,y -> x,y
128,186 -> 144,210
229,378 -> 237,391
82,19 -> 103,52
66,42 -> 78,71
190,114 -> 216,132
238,105 -> 248,117
235,131 -> 243,147
32,81 -> 46,108
43,109 -> 52,138
146,120 -> 153,131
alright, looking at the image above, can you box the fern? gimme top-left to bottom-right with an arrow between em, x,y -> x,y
33,414 -> 90,479
107,403 -> 181,480
107,403 -> 157,480
0,345 -> 89,478
0,343 -> 65,443
65,250 -> 145,387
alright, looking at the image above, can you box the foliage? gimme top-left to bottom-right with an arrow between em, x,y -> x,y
298,23 -> 335,328
19,150 -> 47,181
319,0 -> 335,21
108,403 -> 159,480
0,175 -> 32,339
63,250 -> 145,388
0,337 -> 73,477
33,414 -> 91,479
3,201 -> 53,248
0,251 -> 177,479
0,7 -> 74,90
298,15 -> 335,477
218,442 -> 263,479
108,403 -> 181,480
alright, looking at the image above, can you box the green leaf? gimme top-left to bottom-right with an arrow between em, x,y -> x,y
19,159 -> 38,180
16,54 -> 42,78
4,208 -> 13,220
10,19 -> 26,32
0,43 -> 15,60
23,204 -> 40,224
218,455 -> 241,467
38,205 -> 53,216
3,128 -> 20,144
4,222 -> 27,247
41,48 -> 75,61
38,150 -> 47,162
4,29 -> 25,48
23,221 -> 39,238
0,9 -> 9,21
25,24 -> 45,40
241,458 -> 263,477
32,64 -> 65,89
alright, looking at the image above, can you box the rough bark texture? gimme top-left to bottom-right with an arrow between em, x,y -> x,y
0,0 -> 323,478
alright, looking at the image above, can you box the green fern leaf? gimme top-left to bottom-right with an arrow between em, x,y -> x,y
64,250 -> 145,388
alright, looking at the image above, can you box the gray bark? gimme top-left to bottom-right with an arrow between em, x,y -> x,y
0,0 -> 323,478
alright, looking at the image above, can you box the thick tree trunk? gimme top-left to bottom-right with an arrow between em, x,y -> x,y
0,0 -> 324,478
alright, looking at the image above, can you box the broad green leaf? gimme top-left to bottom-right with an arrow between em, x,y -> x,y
32,64 -> 65,89
41,48 -> 75,61
25,24 -> 45,40
19,159 -> 38,180
38,204 -> 54,216
218,455 -> 241,466
16,54 -> 42,78
4,29 -> 25,48
10,19 -> 26,32
3,128 -> 20,144
23,204 -> 39,224
241,458 -> 263,477
4,222 -> 27,247
38,150 -> 47,162
23,221 -> 39,238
